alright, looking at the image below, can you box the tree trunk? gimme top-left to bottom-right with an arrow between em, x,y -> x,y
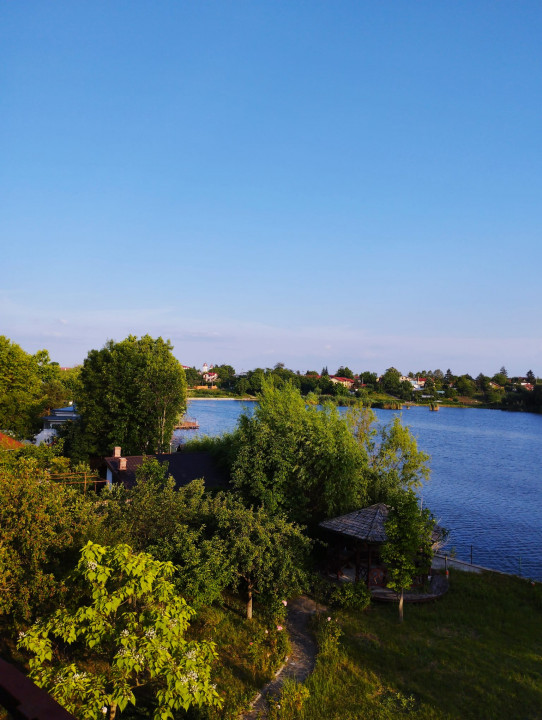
398,588 -> 404,623
109,702 -> 117,720
247,586 -> 253,620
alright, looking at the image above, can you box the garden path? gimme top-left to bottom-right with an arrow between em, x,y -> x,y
242,596 -> 319,719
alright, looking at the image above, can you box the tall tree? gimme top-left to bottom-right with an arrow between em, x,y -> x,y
347,411 -> 430,503
214,364 -> 236,388
381,491 -> 434,622
0,336 -> 51,438
212,496 -> 311,619
335,366 -> 354,379
75,335 -> 187,456
231,380 -> 368,524
379,367 -> 402,395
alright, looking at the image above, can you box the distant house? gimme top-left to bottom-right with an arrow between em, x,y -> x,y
201,362 -> 219,385
102,446 -> 230,491
408,377 -> 426,391
521,383 -> 535,391
330,376 -> 355,388
41,405 -> 79,429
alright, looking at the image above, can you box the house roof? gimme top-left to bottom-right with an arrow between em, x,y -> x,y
0,432 -> 25,450
320,503 -> 390,542
319,503 -> 443,544
103,451 -> 230,491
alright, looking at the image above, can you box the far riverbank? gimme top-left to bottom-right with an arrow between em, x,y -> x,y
187,396 -> 257,401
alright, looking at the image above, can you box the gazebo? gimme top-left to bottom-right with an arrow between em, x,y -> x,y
319,503 -> 442,589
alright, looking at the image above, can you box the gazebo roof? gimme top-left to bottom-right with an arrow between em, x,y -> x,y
319,503 -> 444,544
319,503 -> 390,543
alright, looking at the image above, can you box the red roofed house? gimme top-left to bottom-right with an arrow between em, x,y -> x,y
330,376 -> 355,388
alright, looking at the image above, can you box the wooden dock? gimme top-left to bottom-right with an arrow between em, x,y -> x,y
174,418 -> 199,430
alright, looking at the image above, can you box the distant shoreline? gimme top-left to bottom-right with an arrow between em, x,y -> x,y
187,396 -> 257,402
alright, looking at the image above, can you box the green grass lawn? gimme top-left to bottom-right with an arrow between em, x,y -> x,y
278,571 -> 542,720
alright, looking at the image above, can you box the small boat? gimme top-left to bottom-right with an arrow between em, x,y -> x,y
174,417 -> 200,430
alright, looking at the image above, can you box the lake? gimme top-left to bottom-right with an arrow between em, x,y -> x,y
175,400 -> 542,581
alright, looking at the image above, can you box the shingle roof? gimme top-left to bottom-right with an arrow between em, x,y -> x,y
320,503 -> 444,545
319,503 -> 390,542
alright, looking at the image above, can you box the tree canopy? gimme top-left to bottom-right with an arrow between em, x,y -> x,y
74,335 -> 187,456
18,542 -> 222,720
0,337 -> 73,439
231,380 -> 430,526
0,455 -> 97,622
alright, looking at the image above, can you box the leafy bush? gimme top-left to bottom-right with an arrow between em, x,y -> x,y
18,542 -> 222,720
329,581 -> 371,612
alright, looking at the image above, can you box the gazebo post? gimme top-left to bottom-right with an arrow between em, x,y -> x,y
367,544 -> 372,588
355,545 -> 360,582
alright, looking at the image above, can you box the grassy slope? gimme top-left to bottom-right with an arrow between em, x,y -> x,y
290,571 -> 542,720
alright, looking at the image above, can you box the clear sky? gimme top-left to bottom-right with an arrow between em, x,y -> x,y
2,1 -> 541,376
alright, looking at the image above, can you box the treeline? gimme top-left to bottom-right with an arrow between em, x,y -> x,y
2,333 -> 541,449
377,366 -> 542,411
191,362 -> 542,413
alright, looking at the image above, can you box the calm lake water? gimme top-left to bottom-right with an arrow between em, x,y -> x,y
175,401 -> 542,581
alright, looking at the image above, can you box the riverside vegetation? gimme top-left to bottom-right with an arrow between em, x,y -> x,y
1,335 -> 541,718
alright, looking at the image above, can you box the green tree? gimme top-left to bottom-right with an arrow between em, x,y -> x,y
381,491 -> 434,622
456,375 -> 476,397
232,380 -> 368,524
335,366 -> 354,379
117,459 -> 233,608
359,371 -> 378,389
212,496 -> 311,619
0,336 -> 46,438
491,372 -> 507,388
18,542 -> 222,720
75,335 -> 187,456
475,373 -> 490,392
214,364 -> 236,388
444,368 -> 455,385
184,366 -> 202,387
379,367 -> 402,396
526,369 -> 536,384
348,411 -> 430,503
0,457 -> 96,622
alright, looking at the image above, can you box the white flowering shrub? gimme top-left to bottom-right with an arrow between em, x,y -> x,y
18,541 -> 222,720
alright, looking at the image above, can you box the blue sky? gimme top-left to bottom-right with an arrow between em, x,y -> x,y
2,1 -> 541,376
